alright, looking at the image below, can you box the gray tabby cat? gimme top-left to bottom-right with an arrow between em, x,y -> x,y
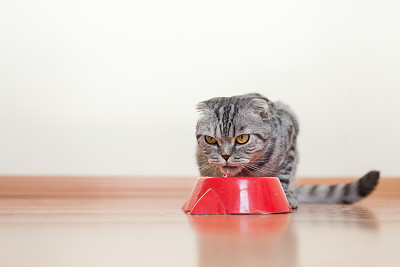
196,93 -> 379,209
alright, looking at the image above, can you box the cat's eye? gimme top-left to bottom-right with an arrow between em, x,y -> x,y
205,136 -> 217,145
236,134 -> 249,144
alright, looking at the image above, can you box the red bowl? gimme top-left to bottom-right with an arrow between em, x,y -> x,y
182,177 -> 291,215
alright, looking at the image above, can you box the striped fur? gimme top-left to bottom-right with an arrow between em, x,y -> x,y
196,93 -> 380,209
293,171 -> 380,204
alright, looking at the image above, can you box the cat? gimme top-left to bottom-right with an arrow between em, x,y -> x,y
195,93 -> 379,209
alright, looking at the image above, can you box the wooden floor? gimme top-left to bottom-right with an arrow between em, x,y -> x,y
0,176 -> 399,267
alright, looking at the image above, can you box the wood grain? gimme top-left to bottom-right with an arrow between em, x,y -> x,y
0,175 -> 398,197
0,176 -> 399,267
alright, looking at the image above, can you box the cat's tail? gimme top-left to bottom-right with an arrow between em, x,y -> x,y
291,171 -> 380,204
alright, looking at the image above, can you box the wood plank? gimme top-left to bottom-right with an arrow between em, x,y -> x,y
0,176 -> 398,197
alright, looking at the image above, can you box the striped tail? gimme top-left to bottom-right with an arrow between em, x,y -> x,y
292,171 -> 380,204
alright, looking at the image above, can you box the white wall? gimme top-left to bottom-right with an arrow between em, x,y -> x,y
1,1 -> 399,177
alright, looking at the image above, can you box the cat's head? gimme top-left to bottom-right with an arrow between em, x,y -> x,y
196,94 -> 273,176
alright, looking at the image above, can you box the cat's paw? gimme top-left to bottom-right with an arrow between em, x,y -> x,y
285,191 -> 299,209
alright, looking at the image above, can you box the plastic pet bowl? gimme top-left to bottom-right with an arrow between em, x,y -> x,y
182,177 -> 292,215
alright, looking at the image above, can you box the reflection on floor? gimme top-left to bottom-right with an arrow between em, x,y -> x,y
191,213 -> 297,267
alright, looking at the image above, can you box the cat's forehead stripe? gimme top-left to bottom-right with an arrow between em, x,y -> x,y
222,103 -> 231,136
211,99 -> 239,138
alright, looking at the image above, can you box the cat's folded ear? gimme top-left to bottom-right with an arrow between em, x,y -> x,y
247,98 -> 270,116
196,102 -> 210,113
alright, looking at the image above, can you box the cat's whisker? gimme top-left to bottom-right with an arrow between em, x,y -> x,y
248,159 -> 267,163
246,163 -> 263,170
242,165 -> 253,173
246,163 -> 274,174
199,165 -> 212,172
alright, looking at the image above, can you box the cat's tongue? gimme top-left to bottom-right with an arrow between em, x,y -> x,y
222,166 -> 239,177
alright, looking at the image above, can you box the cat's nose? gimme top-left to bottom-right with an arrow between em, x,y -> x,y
221,155 -> 230,161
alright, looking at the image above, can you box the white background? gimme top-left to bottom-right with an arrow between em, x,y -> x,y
1,1 -> 399,177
